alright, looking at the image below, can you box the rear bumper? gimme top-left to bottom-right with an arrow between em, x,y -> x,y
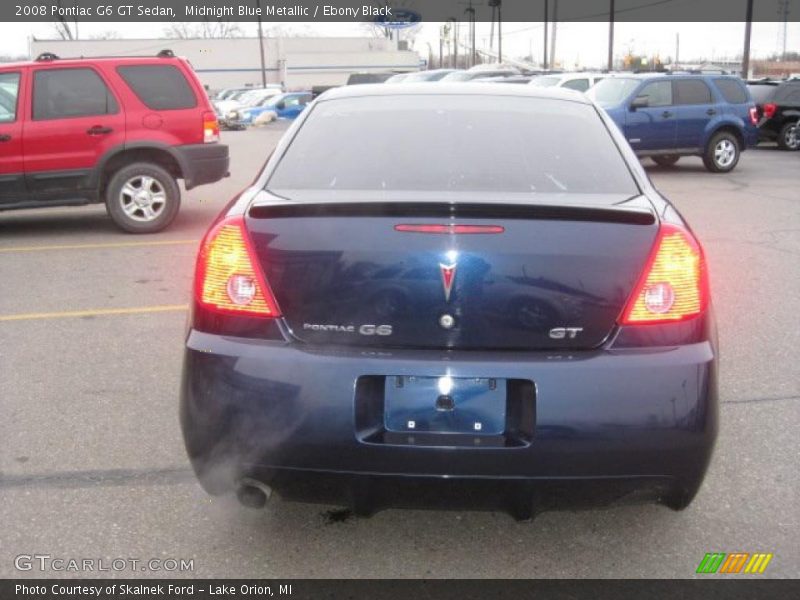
173,143 -> 229,189
180,330 -> 718,511
743,125 -> 760,148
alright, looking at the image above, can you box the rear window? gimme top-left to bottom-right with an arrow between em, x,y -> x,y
562,78 -> 590,92
267,95 -> 638,196
747,84 -> 777,103
774,83 -> 800,103
117,64 -> 197,110
674,79 -> 712,105
713,78 -> 748,103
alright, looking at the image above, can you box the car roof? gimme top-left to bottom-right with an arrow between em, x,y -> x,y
601,72 -> 740,81
538,72 -> 605,80
318,82 -> 593,104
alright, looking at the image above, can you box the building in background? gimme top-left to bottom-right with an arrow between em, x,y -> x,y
29,37 -> 421,91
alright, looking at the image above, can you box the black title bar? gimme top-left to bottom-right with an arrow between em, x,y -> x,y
5,0 -> 800,23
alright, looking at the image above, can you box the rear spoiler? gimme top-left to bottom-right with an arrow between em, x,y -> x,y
248,201 -> 655,226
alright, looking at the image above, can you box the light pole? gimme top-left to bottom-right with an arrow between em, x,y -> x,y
256,0 -> 267,87
450,18 -> 459,68
489,0 -> 502,63
543,0 -> 549,69
607,0 -> 615,71
742,0 -> 754,78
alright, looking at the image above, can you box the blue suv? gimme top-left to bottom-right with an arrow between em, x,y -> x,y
589,74 -> 759,172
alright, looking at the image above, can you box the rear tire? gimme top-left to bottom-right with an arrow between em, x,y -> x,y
652,154 -> 680,167
703,131 -> 740,173
105,162 -> 181,233
777,120 -> 800,151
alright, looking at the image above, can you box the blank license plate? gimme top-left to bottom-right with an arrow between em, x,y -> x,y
384,376 -> 507,435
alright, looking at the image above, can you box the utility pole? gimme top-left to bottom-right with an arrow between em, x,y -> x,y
459,0 -> 479,67
489,5 -> 495,51
439,25 -> 444,68
778,0 -> 789,60
256,0 -> 267,87
452,18 -> 459,68
742,0 -> 753,79
489,0 -> 502,63
497,1 -> 502,62
469,7 -> 476,67
543,0 -> 549,69
675,32 -> 680,67
550,0 -> 559,70
607,0 -> 615,71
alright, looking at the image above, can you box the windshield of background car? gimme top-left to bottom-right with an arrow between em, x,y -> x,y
587,78 -> 640,106
242,91 -> 272,106
267,94 -> 638,195
440,71 -> 472,81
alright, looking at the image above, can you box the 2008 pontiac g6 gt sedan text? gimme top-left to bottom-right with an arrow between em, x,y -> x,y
180,84 -> 717,520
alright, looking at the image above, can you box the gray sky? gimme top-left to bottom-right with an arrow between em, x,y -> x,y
2,21 -> 798,67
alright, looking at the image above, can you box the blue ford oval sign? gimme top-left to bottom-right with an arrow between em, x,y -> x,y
376,9 -> 422,29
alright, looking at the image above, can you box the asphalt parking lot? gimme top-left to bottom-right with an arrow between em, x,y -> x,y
1,123 -> 798,579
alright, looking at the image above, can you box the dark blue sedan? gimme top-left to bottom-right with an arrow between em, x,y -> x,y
181,84 -> 718,519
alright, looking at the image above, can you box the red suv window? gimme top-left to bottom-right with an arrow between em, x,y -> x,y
32,67 -> 118,120
117,64 -> 197,110
0,72 -> 21,122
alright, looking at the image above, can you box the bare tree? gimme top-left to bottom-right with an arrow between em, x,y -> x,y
52,0 -> 77,40
164,20 -> 244,39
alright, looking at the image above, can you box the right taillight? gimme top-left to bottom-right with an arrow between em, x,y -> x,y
194,215 -> 280,318
620,223 -> 708,325
763,102 -> 777,119
202,110 -> 220,143
748,106 -> 759,125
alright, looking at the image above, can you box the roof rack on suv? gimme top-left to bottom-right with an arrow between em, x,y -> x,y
33,50 -> 175,62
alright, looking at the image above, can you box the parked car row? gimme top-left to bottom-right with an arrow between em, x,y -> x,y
383,66 -> 798,162
210,85 -> 313,131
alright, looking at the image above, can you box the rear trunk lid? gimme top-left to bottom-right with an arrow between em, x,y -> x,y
245,191 -> 658,350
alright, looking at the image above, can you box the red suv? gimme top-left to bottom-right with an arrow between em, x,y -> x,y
0,50 -> 228,233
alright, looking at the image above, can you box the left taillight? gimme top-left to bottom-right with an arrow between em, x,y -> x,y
203,110 -> 219,143
194,215 -> 280,318
619,223 -> 708,326
748,106 -> 759,126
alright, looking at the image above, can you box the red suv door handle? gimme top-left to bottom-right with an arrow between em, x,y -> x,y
0,134 -> 11,142
661,111 -> 673,118
86,126 -> 113,135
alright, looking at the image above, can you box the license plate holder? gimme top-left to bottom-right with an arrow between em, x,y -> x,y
384,376 -> 507,435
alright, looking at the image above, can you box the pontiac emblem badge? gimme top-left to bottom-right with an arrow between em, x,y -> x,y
439,262 -> 457,302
